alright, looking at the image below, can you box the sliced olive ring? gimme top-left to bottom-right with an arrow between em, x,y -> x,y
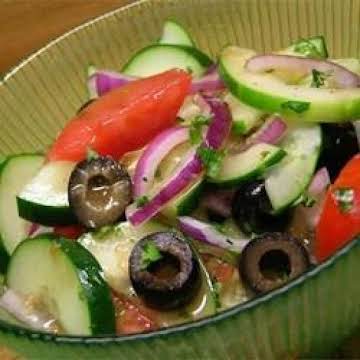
232,180 -> 292,235
68,156 -> 132,229
129,232 -> 201,310
240,232 -> 310,294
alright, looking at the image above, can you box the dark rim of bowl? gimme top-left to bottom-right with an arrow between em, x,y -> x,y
0,0 -> 359,345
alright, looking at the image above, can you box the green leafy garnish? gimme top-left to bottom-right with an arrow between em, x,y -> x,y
86,147 -> 100,161
333,187 -> 354,213
141,241 -> 163,270
189,115 -> 211,145
231,122 -> 247,136
281,101 -> 310,114
311,69 -> 331,88
293,39 -> 322,59
197,146 -> 225,178
213,281 -> 222,310
302,195 -> 316,208
135,195 -> 149,208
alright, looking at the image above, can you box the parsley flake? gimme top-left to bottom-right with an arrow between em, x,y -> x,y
197,146 -> 225,178
302,195 -> 316,208
213,281 -> 222,310
135,195 -> 149,208
189,115 -> 211,145
141,241 -> 163,270
86,147 -> 100,161
311,69 -> 331,88
281,101 -> 310,114
333,187 -> 354,213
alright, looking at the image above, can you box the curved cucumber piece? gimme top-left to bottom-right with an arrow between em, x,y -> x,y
280,36 -> 328,59
78,221 -> 168,296
219,46 -> 360,122
159,20 -> 194,47
7,234 -> 115,335
161,178 -> 203,220
17,161 -> 76,226
224,93 -> 264,135
209,143 -> 286,187
0,154 -> 44,256
123,44 -> 212,77
265,124 -> 322,213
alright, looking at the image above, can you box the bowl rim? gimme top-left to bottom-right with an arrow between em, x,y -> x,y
0,0 -> 358,345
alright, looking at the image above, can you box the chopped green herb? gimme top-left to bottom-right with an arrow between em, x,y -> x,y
213,281 -> 222,310
302,195 -> 316,208
260,150 -> 270,159
141,241 -> 163,270
155,168 -> 162,179
212,222 -> 226,234
231,121 -> 247,136
281,101 -> 310,114
189,115 -> 211,145
186,66 -> 194,75
333,187 -> 354,213
135,195 -> 149,208
293,39 -> 322,59
86,147 -> 100,161
197,146 -> 225,178
311,69 -> 331,88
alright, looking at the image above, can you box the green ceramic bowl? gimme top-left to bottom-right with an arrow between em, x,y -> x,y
1,0 -> 360,358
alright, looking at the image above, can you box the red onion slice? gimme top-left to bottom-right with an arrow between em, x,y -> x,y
127,96 -> 231,226
246,55 -> 360,88
133,126 -> 189,198
308,167 -> 331,196
178,216 -> 249,252
190,70 -> 225,94
200,189 -> 235,218
0,289 -> 59,333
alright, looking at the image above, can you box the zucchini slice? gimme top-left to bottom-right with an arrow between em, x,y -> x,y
123,44 -> 213,77
219,46 -> 360,122
7,234 -> 115,335
0,154 -> 44,256
17,161 -> 76,226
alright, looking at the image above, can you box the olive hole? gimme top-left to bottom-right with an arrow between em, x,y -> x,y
259,250 -> 291,281
147,253 -> 181,281
88,175 -> 110,189
87,175 -> 112,205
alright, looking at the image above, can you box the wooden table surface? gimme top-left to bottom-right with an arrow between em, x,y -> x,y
0,0 -> 130,75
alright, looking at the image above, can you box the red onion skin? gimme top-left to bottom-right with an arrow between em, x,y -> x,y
127,96 -> 232,226
246,55 -> 360,88
133,126 -> 189,197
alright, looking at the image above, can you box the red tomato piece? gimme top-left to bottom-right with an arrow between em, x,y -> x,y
112,293 -> 158,335
202,254 -> 235,283
47,69 -> 191,162
315,154 -> 360,262
53,225 -> 85,239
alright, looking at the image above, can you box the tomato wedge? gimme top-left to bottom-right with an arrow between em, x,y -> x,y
53,225 -> 85,240
48,69 -> 191,162
315,154 -> 360,262
112,292 -> 158,335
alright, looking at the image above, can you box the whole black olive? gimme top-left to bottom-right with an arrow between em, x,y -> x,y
240,232 -> 310,293
318,123 -> 359,181
129,232 -> 201,310
232,180 -> 291,235
68,156 -> 132,228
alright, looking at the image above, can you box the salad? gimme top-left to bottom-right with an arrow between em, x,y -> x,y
1,20 -> 360,336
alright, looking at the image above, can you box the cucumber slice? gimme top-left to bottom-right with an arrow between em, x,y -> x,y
161,178 -> 204,220
78,221 -> 168,296
0,154 -> 44,256
265,124 -> 322,213
224,93 -> 264,135
7,234 -> 115,335
209,143 -> 286,187
280,36 -> 328,59
159,20 -> 195,47
219,46 -> 360,122
122,44 -> 213,77
17,161 -> 76,226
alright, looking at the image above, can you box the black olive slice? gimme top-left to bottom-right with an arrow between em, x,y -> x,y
240,232 -> 310,293
129,232 -> 201,310
232,180 -> 292,235
68,156 -> 132,229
